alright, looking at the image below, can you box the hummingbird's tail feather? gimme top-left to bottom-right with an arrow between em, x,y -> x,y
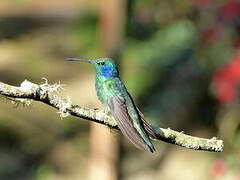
108,96 -> 155,152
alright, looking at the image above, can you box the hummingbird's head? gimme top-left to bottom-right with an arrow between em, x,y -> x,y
65,58 -> 119,78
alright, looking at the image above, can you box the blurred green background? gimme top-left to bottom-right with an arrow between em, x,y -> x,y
0,0 -> 240,179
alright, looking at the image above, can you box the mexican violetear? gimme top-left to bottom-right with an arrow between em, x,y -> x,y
65,58 -> 156,152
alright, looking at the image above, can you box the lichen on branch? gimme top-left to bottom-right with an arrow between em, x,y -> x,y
0,79 -> 224,152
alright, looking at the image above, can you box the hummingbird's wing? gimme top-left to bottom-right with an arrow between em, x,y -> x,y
136,108 -> 157,140
108,95 -> 150,151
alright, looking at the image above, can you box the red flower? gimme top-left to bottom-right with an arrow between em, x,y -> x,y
212,53 -> 240,104
202,25 -> 222,45
210,159 -> 226,177
219,0 -> 240,21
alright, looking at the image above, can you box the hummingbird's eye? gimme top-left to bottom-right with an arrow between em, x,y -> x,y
99,62 -> 106,66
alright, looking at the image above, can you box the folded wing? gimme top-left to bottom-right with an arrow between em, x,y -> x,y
108,96 -> 154,152
137,108 -> 157,140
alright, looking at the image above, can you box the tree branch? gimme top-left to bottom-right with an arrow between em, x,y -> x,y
0,80 -> 224,152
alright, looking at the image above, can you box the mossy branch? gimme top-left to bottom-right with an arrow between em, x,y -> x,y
0,80 -> 224,152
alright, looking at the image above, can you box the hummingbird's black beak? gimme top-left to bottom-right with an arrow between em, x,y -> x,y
65,58 -> 92,63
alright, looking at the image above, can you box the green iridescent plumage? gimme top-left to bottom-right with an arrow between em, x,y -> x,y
65,57 -> 156,152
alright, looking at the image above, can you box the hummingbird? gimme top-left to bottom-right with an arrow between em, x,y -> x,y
65,58 -> 156,152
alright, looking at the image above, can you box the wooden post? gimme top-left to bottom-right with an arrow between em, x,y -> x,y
88,0 -> 126,180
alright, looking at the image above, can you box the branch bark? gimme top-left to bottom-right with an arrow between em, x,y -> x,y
0,80 -> 224,152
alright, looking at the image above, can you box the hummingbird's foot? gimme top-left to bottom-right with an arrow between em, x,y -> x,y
104,110 -> 112,116
102,108 -> 112,116
94,108 -> 111,116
